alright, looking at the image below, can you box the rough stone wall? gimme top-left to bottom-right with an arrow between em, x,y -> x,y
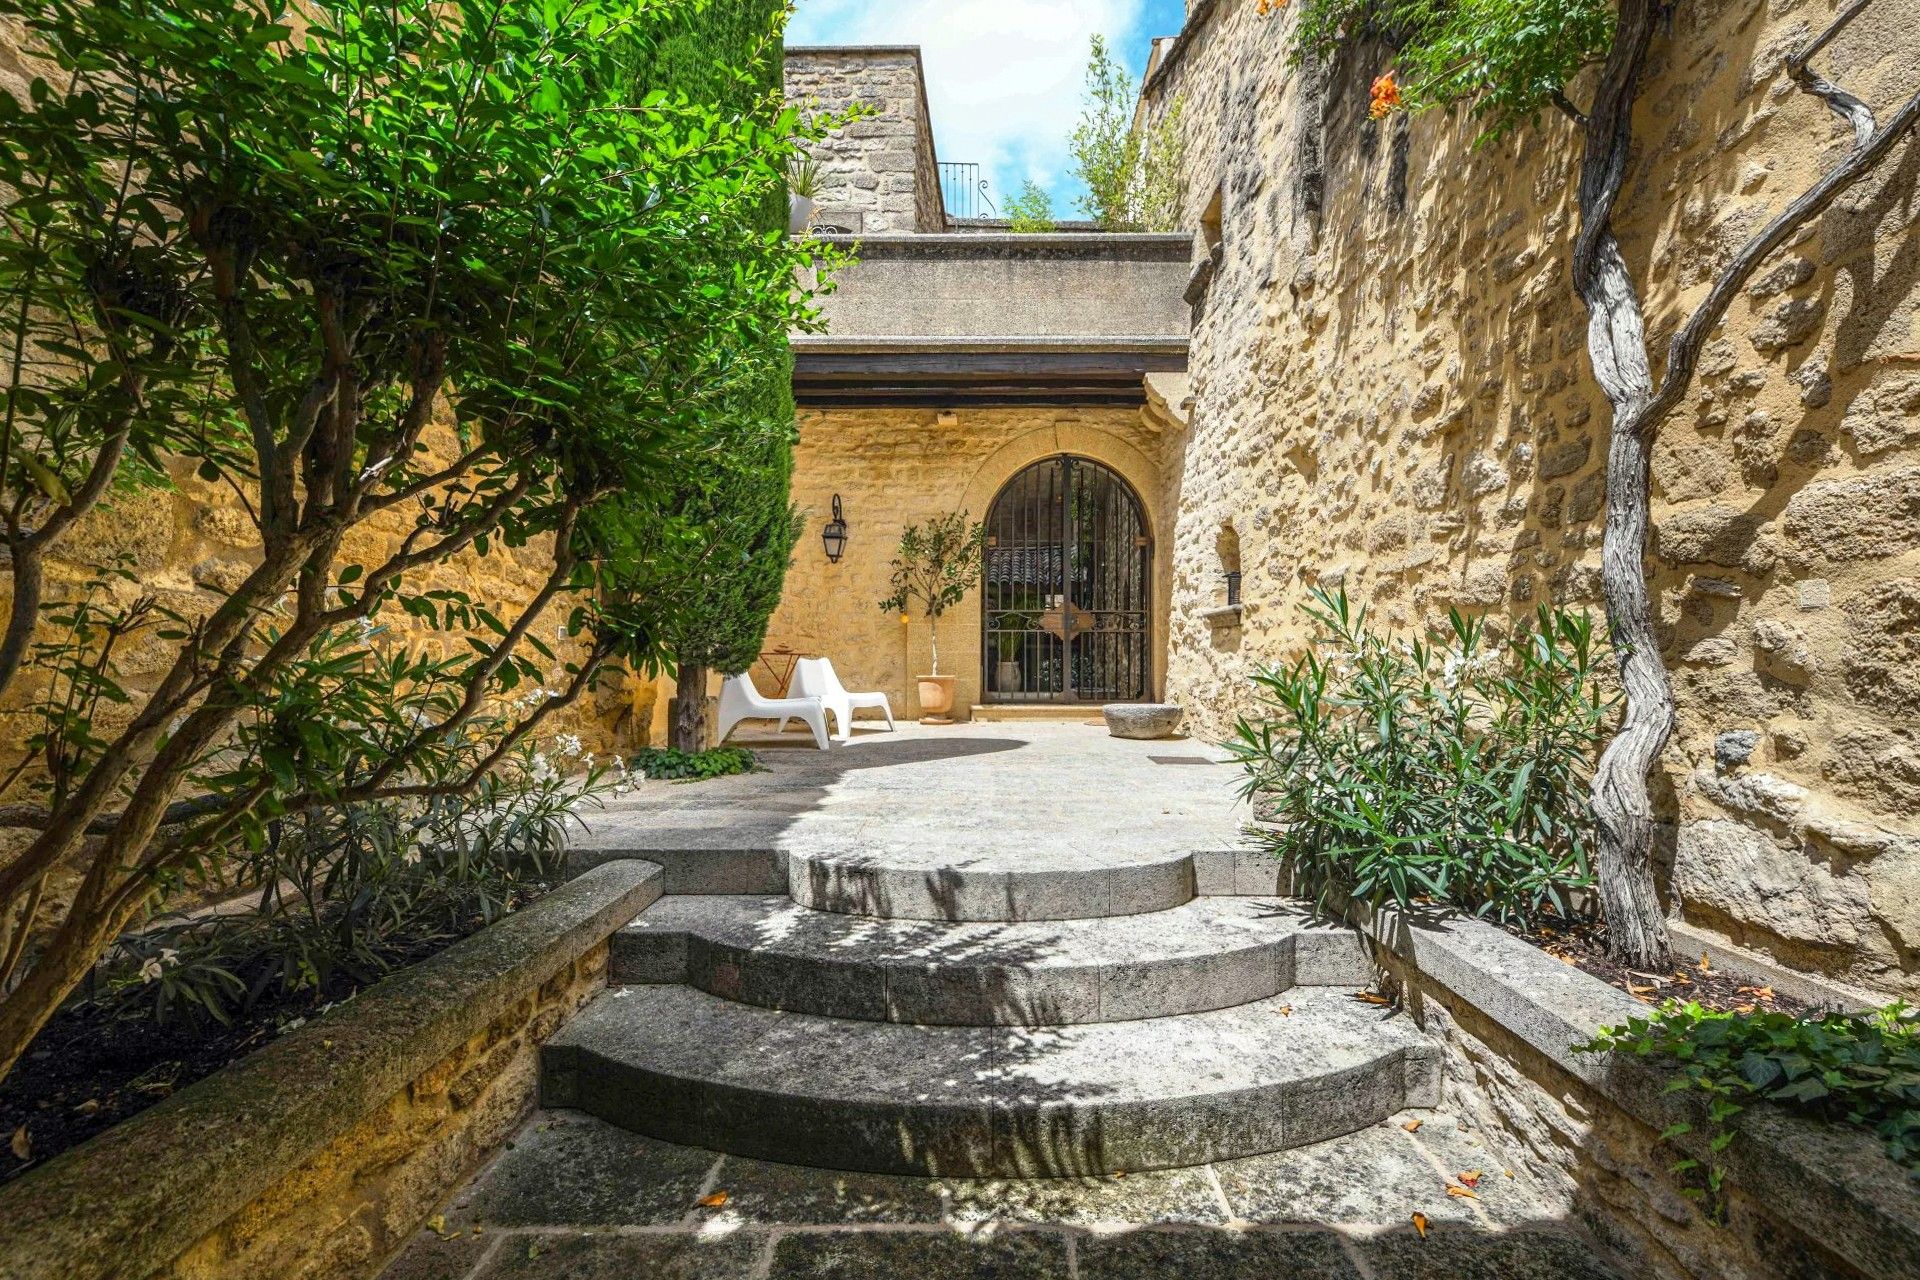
162,942 -> 606,1280
765,406 -> 1168,717
785,48 -> 944,233
1146,0 -> 1920,997
1384,958 -> 1878,1280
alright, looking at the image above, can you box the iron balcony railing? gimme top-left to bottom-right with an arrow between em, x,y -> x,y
939,161 -> 997,221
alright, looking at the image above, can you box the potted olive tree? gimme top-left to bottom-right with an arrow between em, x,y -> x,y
879,511 -> 987,723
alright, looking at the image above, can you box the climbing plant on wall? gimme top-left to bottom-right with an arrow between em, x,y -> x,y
1281,0 -> 1920,969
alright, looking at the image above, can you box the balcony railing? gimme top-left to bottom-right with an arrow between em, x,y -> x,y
938,161 -> 997,221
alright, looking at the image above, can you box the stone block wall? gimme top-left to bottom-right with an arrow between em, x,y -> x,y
1145,0 -> 1920,997
765,406 -> 1169,717
164,943 -> 607,1280
785,47 -> 945,233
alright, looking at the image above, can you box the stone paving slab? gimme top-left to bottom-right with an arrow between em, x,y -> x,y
380,1110 -> 1624,1280
541,985 -> 1440,1175
612,894 -> 1371,1024
568,725 -> 1248,913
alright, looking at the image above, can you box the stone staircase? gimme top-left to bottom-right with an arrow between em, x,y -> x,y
541,846 -> 1440,1178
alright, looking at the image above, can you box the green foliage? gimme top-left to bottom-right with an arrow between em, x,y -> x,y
877,511 -> 986,675
1227,588 -> 1613,926
595,0 -> 808,688
1580,1001 -> 1920,1194
1288,0 -> 1615,140
1005,181 -> 1058,233
0,0 -> 826,1080
100,726 -> 604,1027
631,745 -> 757,782
1068,37 -> 1185,230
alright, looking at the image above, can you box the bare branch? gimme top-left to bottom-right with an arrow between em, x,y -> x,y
1639,76 -> 1920,436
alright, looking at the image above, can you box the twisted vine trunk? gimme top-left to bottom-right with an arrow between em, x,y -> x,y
1571,0 -> 1920,969
1571,0 -> 1673,971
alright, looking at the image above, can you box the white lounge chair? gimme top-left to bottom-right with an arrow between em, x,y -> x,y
716,673 -> 830,750
786,657 -> 895,742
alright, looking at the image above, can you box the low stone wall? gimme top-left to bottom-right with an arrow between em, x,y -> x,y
0,860 -> 662,1280
1355,907 -> 1920,1280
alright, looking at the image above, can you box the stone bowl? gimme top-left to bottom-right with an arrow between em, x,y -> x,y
1103,702 -> 1184,740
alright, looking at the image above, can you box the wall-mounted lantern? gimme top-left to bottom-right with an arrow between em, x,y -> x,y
821,494 -> 848,563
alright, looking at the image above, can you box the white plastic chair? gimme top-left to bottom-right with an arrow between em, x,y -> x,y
785,657 -> 895,742
716,673 -> 830,750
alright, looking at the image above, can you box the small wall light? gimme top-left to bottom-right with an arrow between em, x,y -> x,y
821,494 -> 848,563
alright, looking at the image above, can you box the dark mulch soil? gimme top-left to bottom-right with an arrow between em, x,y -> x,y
2,890 -> 553,1186
1,988 -> 331,1186
1517,918 -> 1813,1019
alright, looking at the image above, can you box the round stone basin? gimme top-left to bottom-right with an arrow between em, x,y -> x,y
1103,702 -> 1184,739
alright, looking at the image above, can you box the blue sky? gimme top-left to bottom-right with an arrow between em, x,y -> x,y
787,0 -> 1189,220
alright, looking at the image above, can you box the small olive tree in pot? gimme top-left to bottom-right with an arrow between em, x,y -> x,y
878,512 -> 986,723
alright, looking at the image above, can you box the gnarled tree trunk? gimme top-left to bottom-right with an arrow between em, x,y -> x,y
671,663 -> 710,752
1571,0 -> 1920,969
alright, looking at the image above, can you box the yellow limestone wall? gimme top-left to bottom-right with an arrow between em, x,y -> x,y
1145,0 -> 1920,996
764,406 -> 1173,718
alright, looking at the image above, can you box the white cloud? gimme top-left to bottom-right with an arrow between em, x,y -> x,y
788,0 -> 1151,218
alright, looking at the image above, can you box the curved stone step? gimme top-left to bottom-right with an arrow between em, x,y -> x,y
541,985 -> 1441,1176
787,843 -> 1201,921
611,895 -> 1372,1025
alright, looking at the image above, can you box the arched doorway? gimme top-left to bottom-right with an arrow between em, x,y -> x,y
981,455 -> 1151,703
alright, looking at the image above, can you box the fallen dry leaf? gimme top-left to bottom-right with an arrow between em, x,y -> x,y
1411,1211 -> 1430,1239
426,1215 -> 447,1237
1276,1005 -> 1293,1017
1353,991 -> 1392,1006
70,1098 -> 99,1117
697,1190 -> 730,1208
1733,1004 -> 1756,1015
1458,1170 -> 1483,1187
1698,952 -> 1713,973
9,1125 -> 29,1161
1402,1119 -> 1423,1133
1626,983 -> 1656,996
1446,1184 -> 1479,1200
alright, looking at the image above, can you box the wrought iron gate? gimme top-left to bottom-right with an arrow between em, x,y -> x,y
981,456 -> 1151,703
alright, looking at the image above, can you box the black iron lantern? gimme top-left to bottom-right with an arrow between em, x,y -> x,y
821,494 -> 848,563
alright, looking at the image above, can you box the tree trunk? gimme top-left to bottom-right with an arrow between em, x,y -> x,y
1570,0 -> 1673,971
1592,402 -> 1675,969
671,663 -> 710,752
927,616 -> 939,676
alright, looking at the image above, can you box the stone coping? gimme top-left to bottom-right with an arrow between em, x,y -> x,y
1353,904 -> 1920,1280
0,860 -> 662,1280
812,232 -> 1194,259
791,334 -> 1191,353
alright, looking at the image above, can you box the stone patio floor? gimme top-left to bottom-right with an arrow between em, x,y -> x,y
383,1106 -> 1615,1280
571,721 -> 1248,881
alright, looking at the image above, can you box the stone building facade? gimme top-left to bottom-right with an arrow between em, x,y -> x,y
1137,0 -> 1920,998
784,48 -> 946,234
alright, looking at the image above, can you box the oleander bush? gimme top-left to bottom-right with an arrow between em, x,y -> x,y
1228,588 -> 1613,926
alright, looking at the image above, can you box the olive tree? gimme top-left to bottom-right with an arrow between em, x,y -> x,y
1288,0 -> 1920,966
0,0 -> 821,1081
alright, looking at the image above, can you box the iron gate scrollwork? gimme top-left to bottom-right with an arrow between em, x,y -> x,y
982,456 -> 1151,703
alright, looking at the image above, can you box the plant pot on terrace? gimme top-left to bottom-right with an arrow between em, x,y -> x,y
917,674 -> 958,724
879,511 -> 987,727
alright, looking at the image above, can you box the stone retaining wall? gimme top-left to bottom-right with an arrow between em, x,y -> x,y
0,860 -> 662,1280
1144,0 -> 1920,997
1355,906 -> 1920,1280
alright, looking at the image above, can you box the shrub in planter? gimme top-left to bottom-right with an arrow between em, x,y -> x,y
631,745 -> 757,782
1581,1000 -> 1920,1191
1227,588 -> 1613,927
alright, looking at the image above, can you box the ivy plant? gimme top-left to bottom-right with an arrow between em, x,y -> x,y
1580,1001 -> 1920,1196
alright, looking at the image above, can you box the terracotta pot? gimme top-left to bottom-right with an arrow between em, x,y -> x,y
916,674 -> 957,723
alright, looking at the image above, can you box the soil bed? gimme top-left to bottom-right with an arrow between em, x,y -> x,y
1517,918 -> 1812,1018
1,887 -> 553,1185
